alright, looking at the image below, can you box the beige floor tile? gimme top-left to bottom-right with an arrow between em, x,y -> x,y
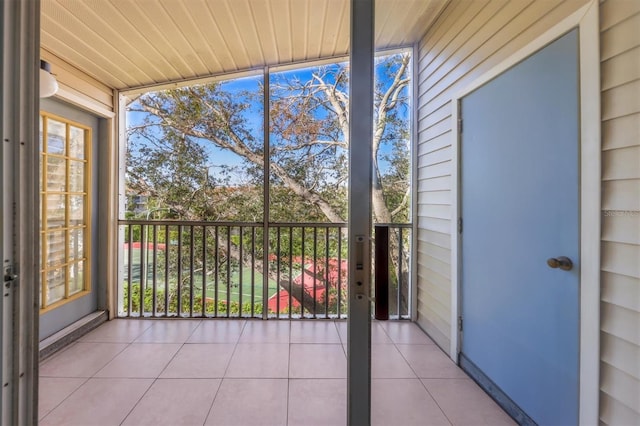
95,343 -> 181,378
372,379 -> 450,426
122,378 -> 221,426
160,344 -> 235,378
187,319 -> 246,343
336,321 -> 394,344
371,322 -> 395,344
372,344 -> 416,378
422,379 -> 516,426
39,378 -> 153,426
39,343 -> 128,377
397,344 -> 468,379
288,379 -> 346,426
205,379 -> 288,426
290,321 -> 341,343
134,319 -> 202,343
37,319 -> 513,426
226,343 -> 289,378
78,319 -> 154,343
335,321 -> 347,344
289,344 -> 346,378
379,322 -> 435,344
239,320 -> 290,343
38,377 -> 87,420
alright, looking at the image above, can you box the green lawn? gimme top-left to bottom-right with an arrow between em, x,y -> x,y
201,269 -> 279,303
124,249 -> 280,303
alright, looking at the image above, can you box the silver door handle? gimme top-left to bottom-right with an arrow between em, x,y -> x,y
547,256 -> 573,271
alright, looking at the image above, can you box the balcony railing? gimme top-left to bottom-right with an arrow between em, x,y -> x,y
117,220 -> 412,319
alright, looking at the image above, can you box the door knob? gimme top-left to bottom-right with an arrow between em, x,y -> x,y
547,256 -> 573,271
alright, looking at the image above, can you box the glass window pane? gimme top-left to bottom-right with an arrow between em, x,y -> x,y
46,119 -> 66,155
69,126 -> 85,159
373,53 -> 412,224
46,156 -> 67,192
39,116 -> 43,151
125,75 -> 264,222
46,267 -> 66,305
69,195 -> 85,226
69,228 -> 85,261
39,114 -> 92,310
69,160 -> 85,192
46,194 -> 66,229
45,230 -> 66,267
69,261 -> 84,295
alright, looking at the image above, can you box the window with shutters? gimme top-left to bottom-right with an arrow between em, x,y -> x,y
39,112 -> 91,311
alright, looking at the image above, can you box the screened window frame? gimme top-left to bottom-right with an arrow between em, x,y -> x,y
39,111 -> 92,312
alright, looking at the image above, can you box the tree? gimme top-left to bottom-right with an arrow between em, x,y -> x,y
126,52 -> 412,314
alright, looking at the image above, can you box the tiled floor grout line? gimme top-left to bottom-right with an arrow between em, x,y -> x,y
119,320 -> 241,426
286,319 -> 292,425
200,375 -> 226,426
155,342 -> 186,376
38,320 -> 515,426
116,320 -> 199,426
391,338 -> 420,379
42,328 -> 151,425
390,339 -> 455,423
418,378 -> 455,426
334,320 -> 348,357
86,339 -> 132,378
218,321 -> 246,379
104,320 -> 179,425
201,319 -> 247,424
118,376 -> 157,426
38,376 -> 91,423
384,323 -> 458,426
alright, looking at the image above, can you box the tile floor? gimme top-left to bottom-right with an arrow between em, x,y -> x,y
39,319 -> 515,426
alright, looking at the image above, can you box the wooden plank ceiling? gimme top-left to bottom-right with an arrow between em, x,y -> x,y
41,0 -> 448,90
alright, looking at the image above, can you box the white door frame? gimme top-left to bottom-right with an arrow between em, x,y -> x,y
449,1 -> 601,424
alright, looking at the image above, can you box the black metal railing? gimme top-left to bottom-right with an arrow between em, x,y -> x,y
267,223 -> 347,319
118,220 -> 412,319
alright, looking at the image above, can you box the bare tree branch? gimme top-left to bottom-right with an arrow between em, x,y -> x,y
390,187 -> 411,217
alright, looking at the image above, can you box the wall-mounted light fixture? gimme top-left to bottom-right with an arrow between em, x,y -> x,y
40,60 -> 58,98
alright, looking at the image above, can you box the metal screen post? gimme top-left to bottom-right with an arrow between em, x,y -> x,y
347,0 -> 374,424
2,0 -> 40,423
262,66 -> 270,319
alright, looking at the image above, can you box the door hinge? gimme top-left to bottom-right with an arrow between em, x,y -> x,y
457,316 -> 463,332
457,118 -> 463,134
457,217 -> 463,234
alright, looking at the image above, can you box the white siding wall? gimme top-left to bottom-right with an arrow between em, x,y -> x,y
599,1 -> 640,424
415,0 -> 589,352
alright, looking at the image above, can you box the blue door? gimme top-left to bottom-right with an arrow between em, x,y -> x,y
460,30 -> 579,425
